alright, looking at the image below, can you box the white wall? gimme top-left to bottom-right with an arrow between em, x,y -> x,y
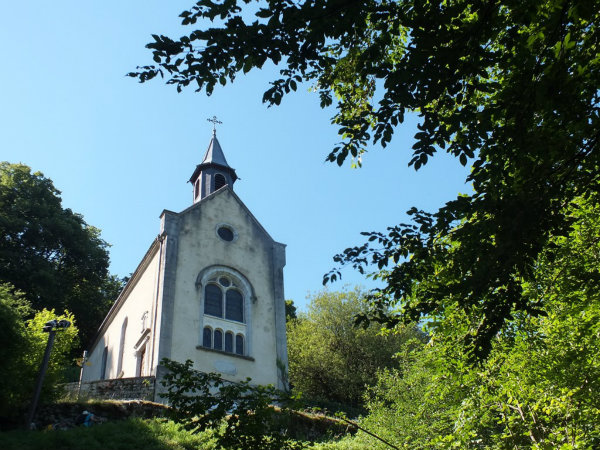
82,247 -> 160,381
168,189 -> 285,387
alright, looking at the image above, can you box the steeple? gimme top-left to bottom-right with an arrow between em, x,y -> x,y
201,130 -> 230,167
189,128 -> 238,203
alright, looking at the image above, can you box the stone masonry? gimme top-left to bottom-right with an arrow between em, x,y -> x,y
63,376 -> 155,401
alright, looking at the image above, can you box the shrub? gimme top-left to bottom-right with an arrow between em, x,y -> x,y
159,358 -> 303,450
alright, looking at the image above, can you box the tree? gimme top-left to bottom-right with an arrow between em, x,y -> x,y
353,200 -> 600,449
0,162 -> 122,349
129,0 -> 600,357
0,283 -> 32,420
0,283 -> 79,422
23,309 -> 80,400
285,299 -> 297,321
446,199 -> 600,448
287,289 -> 424,410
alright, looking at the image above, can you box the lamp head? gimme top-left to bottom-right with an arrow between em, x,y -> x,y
57,320 -> 71,329
42,319 -> 71,332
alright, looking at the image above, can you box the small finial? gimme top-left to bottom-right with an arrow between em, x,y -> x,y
207,115 -> 222,136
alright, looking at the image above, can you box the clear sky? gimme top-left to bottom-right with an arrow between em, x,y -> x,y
0,1 -> 470,311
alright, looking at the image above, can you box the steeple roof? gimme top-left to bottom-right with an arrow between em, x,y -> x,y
189,131 -> 238,189
201,132 -> 231,168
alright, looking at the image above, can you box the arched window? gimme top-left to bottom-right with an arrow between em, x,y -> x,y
194,179 -> 200,199
203,327 -> 243,355
214,329 -> 223,350
203,326 -> 212,348
225,331 -> 234,353
203,278 -> 244,323
116,317 -> 128,376
198,266 -> 252,357
214,173 -> 226,190
100,346 -> 108,380
235,334 -> 244,356
225,290 -> 243,322
204,284 -> 223,317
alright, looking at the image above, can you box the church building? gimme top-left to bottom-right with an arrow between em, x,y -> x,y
81,129 -> 289,399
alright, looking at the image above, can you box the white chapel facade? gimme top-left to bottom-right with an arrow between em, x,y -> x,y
82,131 -> 288,397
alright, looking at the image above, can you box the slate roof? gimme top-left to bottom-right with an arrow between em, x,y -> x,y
189,132 -> 238,184
201,133 -> 230,167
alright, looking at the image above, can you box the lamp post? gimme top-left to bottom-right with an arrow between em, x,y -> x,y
26,319 -> 71,429
77,350 -> 88,400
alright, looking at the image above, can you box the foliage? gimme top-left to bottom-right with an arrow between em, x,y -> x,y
0,284 -> 79,421
25,309 -> 80,397
0,162 -> 124,349
159,358 -> 303,450
0,417 -> 218,450
0,283 -> 33,419
343,200 -> 600,449
352,335 -> 467,449
445,199 -> 600,449
285,299 -> 297,321
130,0 -> 600,357
287,289 -> 425,410
307,440 -> 363,450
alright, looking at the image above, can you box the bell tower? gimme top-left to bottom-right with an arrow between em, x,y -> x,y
189,118 -> 238,203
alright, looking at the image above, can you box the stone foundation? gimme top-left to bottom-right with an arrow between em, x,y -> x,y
62,376 -> 155,401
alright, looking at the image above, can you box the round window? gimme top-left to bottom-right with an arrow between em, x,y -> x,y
219,277 -> 231,287
217,226 -> 234,242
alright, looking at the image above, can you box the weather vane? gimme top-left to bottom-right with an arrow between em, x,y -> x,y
207,115 -> 222,135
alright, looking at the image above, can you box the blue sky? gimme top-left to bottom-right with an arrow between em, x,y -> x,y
1,1 -> 470,311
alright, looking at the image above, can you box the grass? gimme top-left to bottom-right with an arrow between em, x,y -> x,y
0,417 -> 367,450
0,399 -> 362,450
0,417 -> 372,450
0,418 -> 218,450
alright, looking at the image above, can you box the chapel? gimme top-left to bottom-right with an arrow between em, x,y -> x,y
81,128 -> 289,400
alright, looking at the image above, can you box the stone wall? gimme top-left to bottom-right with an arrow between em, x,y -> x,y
63,376 -> 155,401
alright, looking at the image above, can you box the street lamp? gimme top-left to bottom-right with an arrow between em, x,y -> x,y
26,319 -> 71,429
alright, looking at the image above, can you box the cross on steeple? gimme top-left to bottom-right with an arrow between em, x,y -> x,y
207,115 -> 222,135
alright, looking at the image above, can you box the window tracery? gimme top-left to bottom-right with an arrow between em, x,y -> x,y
204,276 -> 243,322
198,266 -> 251,357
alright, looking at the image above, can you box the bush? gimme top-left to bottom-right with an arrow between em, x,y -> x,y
159,358 -> 304,450
0,283 -> 79,424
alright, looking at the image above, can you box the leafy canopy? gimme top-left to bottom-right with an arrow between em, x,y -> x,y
287,289 -> 424,410
130,0 -> 600,357
0,283 -> 79,420
355,199 -> 600,449
0,162 -> 123,349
